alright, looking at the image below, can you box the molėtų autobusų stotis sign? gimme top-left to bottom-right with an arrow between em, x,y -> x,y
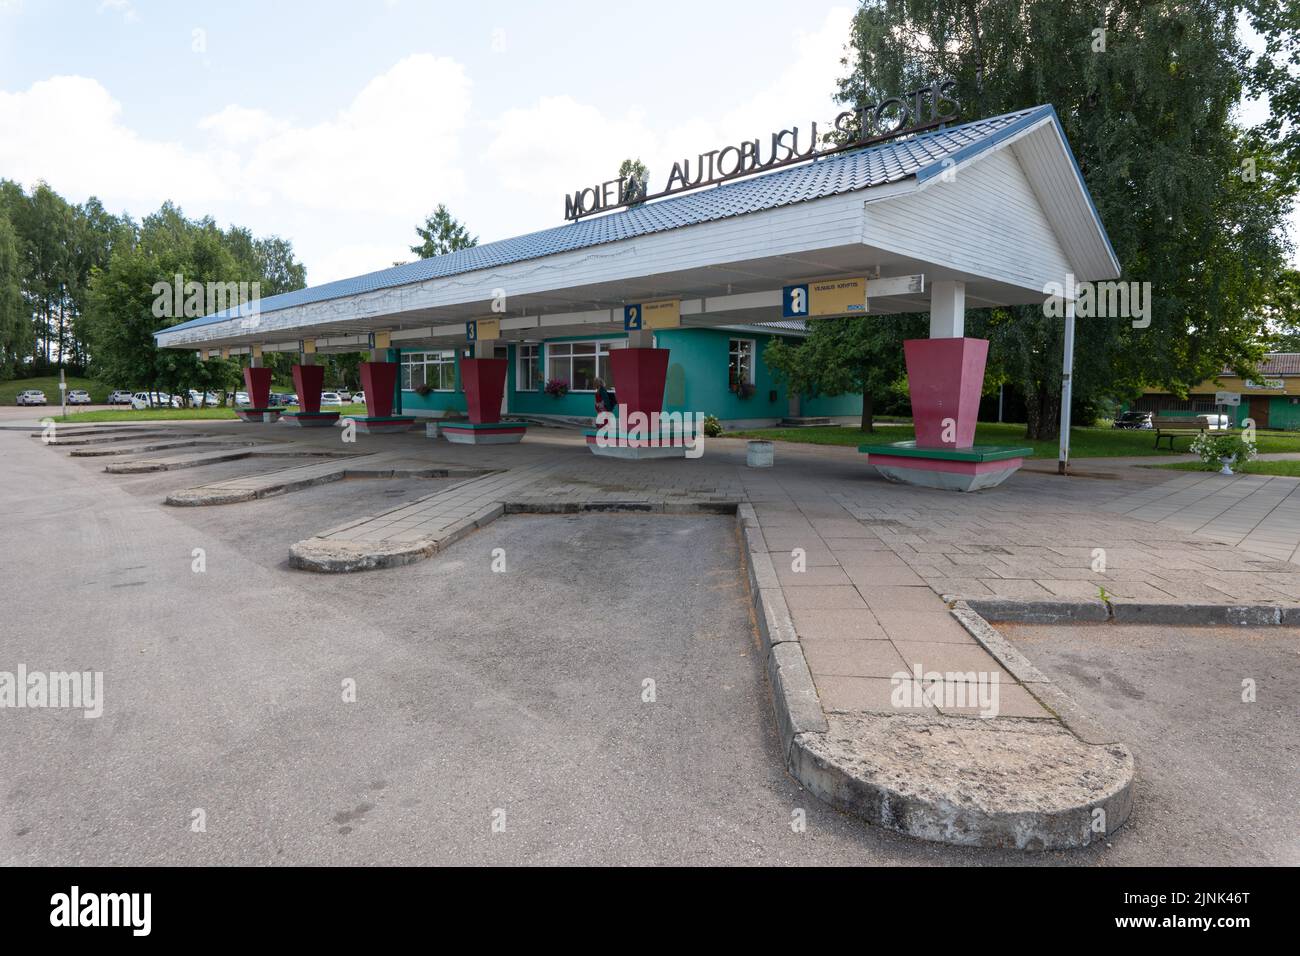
564,78 -> 960,221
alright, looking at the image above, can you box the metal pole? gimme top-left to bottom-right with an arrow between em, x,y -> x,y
1058,298 -> 1075,475
59,367 -> 66,419
998,383 -> 1004,423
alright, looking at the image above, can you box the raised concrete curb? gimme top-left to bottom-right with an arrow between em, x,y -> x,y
948,601 -> 1121,747
739,512 -> 1135,850
789,713 -> 1133,850
292,498 -> 739,572
965,596 -> 1297,627
163,460 -> 466,506
290,504 -> 503,572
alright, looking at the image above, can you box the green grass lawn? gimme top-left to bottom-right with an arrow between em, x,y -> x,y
0,375 -> 107,406
53,402 -> 370,423
728,422 -> 1300,459
1156,459 -> 1300,477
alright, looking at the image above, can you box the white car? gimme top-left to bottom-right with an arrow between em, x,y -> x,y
234,391 -> 250,406
15,389 -> 47,406
1197,413 -> 1231,431
320,391 -> 344,407
107,389 -> 134,405
67,389 -> 92,405
130,391 -> 177,410
352,391 -> 365,405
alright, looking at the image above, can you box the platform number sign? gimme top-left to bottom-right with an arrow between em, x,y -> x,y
466,320 -> 478,342
623,304 -> 642,331
783,284 -> 809,319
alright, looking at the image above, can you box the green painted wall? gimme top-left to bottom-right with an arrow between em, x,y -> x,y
397,329 -> 864,422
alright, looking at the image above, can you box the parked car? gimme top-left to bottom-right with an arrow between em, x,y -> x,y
107,389 -> 134,405
352,391 -> 365,405
319,391 -> 344,407
333,389 -> 352,402
130,391 -> 177,410
15,389 -> 47,406
1112,411 -> 1153,429
1197,413 -> 1232,431
187,389 -> 219,407
234,391 -> 250,406
67,389 -> 92,405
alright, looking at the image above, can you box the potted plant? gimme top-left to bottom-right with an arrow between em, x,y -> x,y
1190,431 -> 1257,475
414,383 -> 433,397
544,378 -> 570,399
732,381 -> 756,400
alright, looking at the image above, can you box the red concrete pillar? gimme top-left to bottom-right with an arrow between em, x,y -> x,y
359,361 -> 397,418
242,366 -> 272,408
292,364 -> 324,414
608,348 -> 669,419
904,337 -> 988,449
460,357 -> 507,424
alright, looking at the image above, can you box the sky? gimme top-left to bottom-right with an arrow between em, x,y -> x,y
0,0 -> 1292,285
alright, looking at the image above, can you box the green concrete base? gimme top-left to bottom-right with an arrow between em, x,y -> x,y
583,428 -> 699,459
442,421 -> 528,445
860,441 -> 1033,492
350,416 -> 416,434
236,407 -> 284,423
282,411 -> 340,428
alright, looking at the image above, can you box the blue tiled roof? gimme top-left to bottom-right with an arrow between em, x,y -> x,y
159,106 -> 1052,337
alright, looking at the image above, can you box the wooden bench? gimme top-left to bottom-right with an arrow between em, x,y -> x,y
1152,416 -> 1208,450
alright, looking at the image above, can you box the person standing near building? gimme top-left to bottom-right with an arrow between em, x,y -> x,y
594,378 -> 617,425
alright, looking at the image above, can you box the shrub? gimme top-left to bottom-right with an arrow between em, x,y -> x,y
544,378 -> 569,398
703,414 -> 723,437
1190,431 -> 1257,470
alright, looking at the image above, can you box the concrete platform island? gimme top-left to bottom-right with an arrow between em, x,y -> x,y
862,441 -> 1033,492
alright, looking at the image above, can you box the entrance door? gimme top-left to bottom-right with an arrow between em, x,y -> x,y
1249,396 -> 1270,429
496,345 -> 509,416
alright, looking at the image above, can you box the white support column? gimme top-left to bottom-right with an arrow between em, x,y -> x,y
249,349 -> 262,368
1058,298 -> 1076,475
929,281 -> 966,338
626,328 -> 654,348
473,337 -> 496,359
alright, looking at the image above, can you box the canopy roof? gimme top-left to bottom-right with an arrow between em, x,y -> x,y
157,104 -> 1120,354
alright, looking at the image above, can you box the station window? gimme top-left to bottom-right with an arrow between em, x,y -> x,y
517,344 -> 540,391
729,339 -> 756,389
546,340 -> 619,391
401,350 -> 457,391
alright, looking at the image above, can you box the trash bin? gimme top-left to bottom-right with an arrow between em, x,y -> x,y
425,421 -> 440,439
747,440 -> 774,468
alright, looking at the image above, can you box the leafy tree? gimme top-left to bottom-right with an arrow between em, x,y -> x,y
0,210 -> 29,377
765,314 -> 925,431
837,0 -> 1295,438
410,204 -> 477,259
84,202 -> 306,402
618,158 -> 650,204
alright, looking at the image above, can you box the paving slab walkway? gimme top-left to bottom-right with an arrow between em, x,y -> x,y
1101,470 -> 1300,563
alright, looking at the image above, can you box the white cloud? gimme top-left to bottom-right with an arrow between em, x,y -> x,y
0,54 -> 473,279
479,7 -> 853,224
0,75 -> 231,204
97,0 -> 138,24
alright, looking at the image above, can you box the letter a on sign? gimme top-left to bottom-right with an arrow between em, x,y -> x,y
783,284 -> 809,318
